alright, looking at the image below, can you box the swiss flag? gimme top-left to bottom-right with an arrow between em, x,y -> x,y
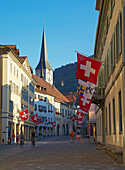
77,111 -> 84,121
79,95 -> 91,111
51,121 -> 56,127
76,53 -> 102,85
35,117 -> 43,126
71,115 -> 76,122
31,113 -> 38,123
19,109 -> 29,121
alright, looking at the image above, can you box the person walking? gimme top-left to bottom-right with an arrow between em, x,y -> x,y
70,130 -> 74,143
12,133 -> 15,143
16,132 -> 19,144
31,130 -> 35,147
20,132 -> 25,147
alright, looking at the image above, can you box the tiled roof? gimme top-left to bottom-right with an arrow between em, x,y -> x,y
2,45 -> 20,56
18,56 -> 27,63
64,94 -> 76,103
33,74 -> 69,103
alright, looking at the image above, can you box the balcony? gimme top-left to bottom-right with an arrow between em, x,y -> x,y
92,87 -> 105,109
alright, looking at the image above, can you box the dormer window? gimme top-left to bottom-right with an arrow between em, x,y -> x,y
36,85 -> 40,89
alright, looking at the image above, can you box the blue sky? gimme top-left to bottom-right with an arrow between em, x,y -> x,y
0,0 -> 99,72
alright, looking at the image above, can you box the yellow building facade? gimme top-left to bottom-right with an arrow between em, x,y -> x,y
94,0 -> 125,163
94,0 -> 125,156
0,45 -> 36,144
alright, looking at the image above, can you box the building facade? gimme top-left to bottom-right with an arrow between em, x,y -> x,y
0,45 -> 36,144
94,0 -> 125,161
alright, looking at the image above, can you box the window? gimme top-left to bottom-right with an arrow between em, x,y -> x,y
14,66 -> 15,76
111,39 -> 114,71
35,104 -> 37,111
115,12 -> 122,60
62,109 -> 64,115
65,110 -> 67,116
68,110 -> 69,116
21,74 -> 23,82
9,100 -> 13,113
107,54 -> 109,79
10,81 -> 12,92
106,107 -> 108,135
116,20 -> 119,60
10,63 -> 12,73
119,91 -> 122,133
29,83 -> 34,93
38,105 -> 47,112
109,103 -> 111,135
104,59 -> 107,84
113,98 -> 116,134
17,70 -> 18,78
119,12 -> 122,55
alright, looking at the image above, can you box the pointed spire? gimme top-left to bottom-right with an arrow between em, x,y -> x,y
35,21 -> 52,78
43,18 -> 45,30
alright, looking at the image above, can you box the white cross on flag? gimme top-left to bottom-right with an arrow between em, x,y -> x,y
19,109 -> 29,121
77,111 -> 84,121
76,53 -> 102,85
31,113 -> 38,123
79,95 -> 91,111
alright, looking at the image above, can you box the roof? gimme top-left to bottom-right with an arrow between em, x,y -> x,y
63,93 -> 76,103
33,74 -> 69,103
36,28 -> 53,71
1,45 -> 20,56
18,56 -> 27,63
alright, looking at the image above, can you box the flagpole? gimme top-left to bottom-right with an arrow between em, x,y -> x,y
75,50 -> 90,57
75,50 -> 102,62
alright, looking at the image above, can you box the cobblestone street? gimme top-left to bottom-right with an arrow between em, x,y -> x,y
0,136 -> 124,170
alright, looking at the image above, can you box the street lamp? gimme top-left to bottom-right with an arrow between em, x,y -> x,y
61,80 -> 64,87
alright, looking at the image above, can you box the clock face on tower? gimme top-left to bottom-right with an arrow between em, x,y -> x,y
47,71 -> 52,83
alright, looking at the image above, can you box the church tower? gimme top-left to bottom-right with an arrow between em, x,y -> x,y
35,23 -> 53,85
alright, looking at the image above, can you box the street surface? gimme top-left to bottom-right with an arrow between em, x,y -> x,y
0,136 -> 124,170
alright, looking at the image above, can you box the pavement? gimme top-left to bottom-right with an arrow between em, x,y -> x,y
0,136 -> 125,170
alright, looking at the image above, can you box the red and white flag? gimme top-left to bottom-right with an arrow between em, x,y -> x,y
76,53 -> 102,85
19,109 -> 29,121
79,95 -> 91,111
77,111 -> 84,121
31,113 -> 38,123
35,117 -> 43,126
51,121 -> 56,127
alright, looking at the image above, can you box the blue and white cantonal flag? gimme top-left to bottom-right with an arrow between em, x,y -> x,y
77,79 -> 96,114
77,83 -> 86,96
78,79 -> 96,96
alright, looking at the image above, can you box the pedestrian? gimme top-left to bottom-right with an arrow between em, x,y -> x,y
8,137 -> 11,145
16,132 -> 19,144
12,133 -> 15,143
70,130 -> 74,143
2,138 -> 4,145
31,130 -> 35,147
20,132 -> 25,147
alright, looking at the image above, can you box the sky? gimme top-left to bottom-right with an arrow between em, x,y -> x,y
0,0 -> 99,72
